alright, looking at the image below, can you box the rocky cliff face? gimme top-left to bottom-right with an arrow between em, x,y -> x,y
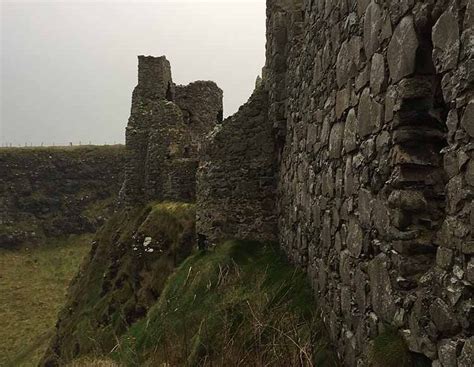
0,146 -> 125,248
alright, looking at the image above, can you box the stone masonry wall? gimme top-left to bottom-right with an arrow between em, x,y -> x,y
196,86 -> 278,244
267,0 -> 473,366
120,56 -> 222,205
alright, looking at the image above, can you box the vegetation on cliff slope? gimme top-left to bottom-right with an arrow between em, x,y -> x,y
114,240 -> 338,366
0,235 -> 92,366
41,202 -> 340,366
41,202 -> 196,365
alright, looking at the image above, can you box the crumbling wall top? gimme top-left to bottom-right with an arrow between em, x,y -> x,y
136,55 -> 173,100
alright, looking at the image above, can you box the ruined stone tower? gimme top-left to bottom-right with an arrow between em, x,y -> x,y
120,56 -> 223,205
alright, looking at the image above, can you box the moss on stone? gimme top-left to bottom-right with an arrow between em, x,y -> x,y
369,328 -> 431,367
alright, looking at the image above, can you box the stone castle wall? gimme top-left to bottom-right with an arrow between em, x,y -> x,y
196,86 -> 278,244
120,56 -> 222,205
268,0 -> 473,366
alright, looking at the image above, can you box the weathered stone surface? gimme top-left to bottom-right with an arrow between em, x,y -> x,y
466,159 -> 474,186
355,266 -> 367,312
433,8 -> 460,73
355,65 -> 370,93
471,202 -> 474,230
429,298 -> 460,335
329,123 -> 345,159
462,241 -> 474,255
368,254 -> 395,322
136,55 -> 172,100
263,1 -> 473,365
336,38 -> 361,88
344,109 -> 358,153
358,88 -> 383,136
388,16 -> 419,82
347,218 -> 363,258
363,1 -> 383,58
436,247 -> 454,270
358,189 -> 372,228
357,0 -> 371,17
461,100 -> 474,137
438,339 -> 459,367
373,200 -> 391,237
467,258 -> 474,284
388,190 -> 427,211
197,86 -> 277,243
458,337 -> 474,367
398,77 -> 433,99
370,53 -> 386,95
446,109 -> 459,143
122,56 -> 222,205
336,88 -> 350,119
389,0 -> 415,24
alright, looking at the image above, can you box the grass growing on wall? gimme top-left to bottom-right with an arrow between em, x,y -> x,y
0,235 -> 92,366
113,240 -> 339,366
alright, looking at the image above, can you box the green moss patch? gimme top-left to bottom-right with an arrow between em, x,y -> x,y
370,328 -> 431,367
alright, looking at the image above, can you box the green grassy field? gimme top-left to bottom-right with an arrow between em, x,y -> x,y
0,235 -> 92,366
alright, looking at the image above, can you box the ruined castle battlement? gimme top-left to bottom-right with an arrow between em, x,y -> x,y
120,55 -> 223,205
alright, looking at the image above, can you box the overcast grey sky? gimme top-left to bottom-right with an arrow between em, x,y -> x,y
0,0 -> 265,146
